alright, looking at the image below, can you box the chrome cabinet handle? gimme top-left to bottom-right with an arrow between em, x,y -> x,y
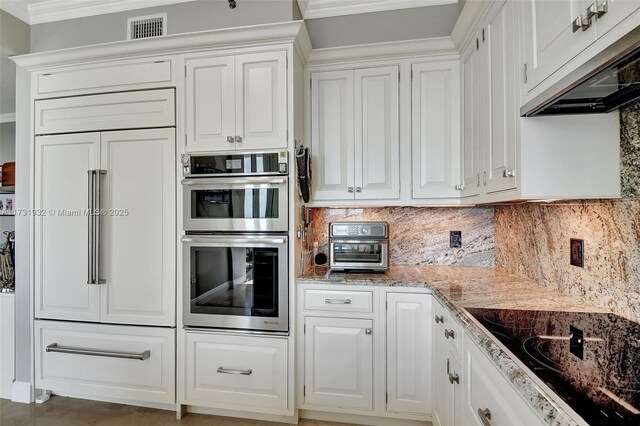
93,170 -> 107,284
455,184 -> 464,191
572,15 -> 592,32
587,2 -> 607,19
235,136 -> 242,142
476,173 -> 480,188
483,171 -> 487,186
355,187 -> 362,193
444,329 -> 455,339
365,328 -> 372,335
477,408 -> 492,426
503,169 -> 516,178
448,372 -> 460,384
325,298 -> 352,304
435,315 -> 444,324
87,171 -> 95,284
217,366 -> 252,375
348,187 -> 354,193
227,136 -> 234,143
46,343 -> 150,360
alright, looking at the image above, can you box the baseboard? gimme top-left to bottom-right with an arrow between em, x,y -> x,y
11,381 -> 33,403
49,391 -> 175,411
187,405 -> 299,424
300,409 -> 432,426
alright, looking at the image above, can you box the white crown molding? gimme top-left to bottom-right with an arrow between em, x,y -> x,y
11,20 -> 308,70
450,0 -> 492,50
299,0 -> 458,19
1,0 -> 199,25
306,36 -> 457,65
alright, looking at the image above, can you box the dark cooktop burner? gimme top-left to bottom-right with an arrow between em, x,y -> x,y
465,308 -> 640,426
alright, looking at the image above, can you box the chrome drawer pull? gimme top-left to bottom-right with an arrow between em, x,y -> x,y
435,315 -> 444,324
217,367 -> 252,375
325,298 -> 352,304
46,343 -> 150,360
477,408 -> 492,426
444,329 -> 455,339
448,372 -> 460,385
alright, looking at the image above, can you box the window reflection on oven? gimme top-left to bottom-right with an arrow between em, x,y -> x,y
190,247 -> 279,318
192,189 -> 279,220
334,243 -> 383,263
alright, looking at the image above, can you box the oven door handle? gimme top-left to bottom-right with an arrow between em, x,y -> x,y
181,236 -> 287,245
182,177 -> 286,186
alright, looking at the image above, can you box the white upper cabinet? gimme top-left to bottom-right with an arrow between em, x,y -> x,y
355,66 -> 400,200
185,56 -> 235,152
310,70 -> 355,200
522,0 -> 596,92
185,50 -> 287,152
35,133 -> 102,322
311,66 -> 400,202
593,0 -> 640,39
411,61 -> 461,199
461,40 -> 481,198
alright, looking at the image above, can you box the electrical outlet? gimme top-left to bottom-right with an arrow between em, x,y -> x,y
450,231 -> 462,248
570,238 -> 584,267
569,325 -> 584,359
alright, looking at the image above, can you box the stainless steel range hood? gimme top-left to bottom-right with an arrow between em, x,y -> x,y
522,28 -> 640,116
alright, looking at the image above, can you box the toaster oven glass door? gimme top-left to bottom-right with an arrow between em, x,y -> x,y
333,242 -> 384,263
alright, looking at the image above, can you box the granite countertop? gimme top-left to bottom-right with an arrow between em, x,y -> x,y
299,265 -> 611,426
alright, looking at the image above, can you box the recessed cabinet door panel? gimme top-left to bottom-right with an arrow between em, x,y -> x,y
523,0 -> 596,92
411,61 -> 461,199
461,43 -> 480,198
100,129 -> 175,326
185,56 -> 235,152
311,70 -> 355,200
34,133 -> 101,322
386,293 -> 431,415
304,316 -> 373,410
354,66 -> 400,200
486,2 -> 517,194
235,51 -> 287,150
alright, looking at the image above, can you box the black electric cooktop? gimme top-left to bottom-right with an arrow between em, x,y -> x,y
465,308 -> 640,426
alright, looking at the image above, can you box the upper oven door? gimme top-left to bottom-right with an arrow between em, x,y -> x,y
182,176 -> 288,232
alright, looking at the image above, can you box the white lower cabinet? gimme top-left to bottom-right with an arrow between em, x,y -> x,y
185,332 -> 288,411
304,316 -> 374,410
34,320 -> 175,404
462,336 -> 543,426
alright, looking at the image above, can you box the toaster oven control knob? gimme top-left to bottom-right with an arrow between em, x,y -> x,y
361,227 -> 368,235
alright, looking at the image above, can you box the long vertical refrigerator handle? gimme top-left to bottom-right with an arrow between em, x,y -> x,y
94,170 -> 107,284
87,170 -> 95,284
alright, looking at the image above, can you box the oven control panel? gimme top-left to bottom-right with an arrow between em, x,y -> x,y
330,221 -> 388,238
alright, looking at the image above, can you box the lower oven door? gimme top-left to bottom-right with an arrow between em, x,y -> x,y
329,239 -> 389,270
183,235 -> 288,332
182,176 -> 288,232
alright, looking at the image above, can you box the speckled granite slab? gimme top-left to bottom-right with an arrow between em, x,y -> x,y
299,265 -> 613,426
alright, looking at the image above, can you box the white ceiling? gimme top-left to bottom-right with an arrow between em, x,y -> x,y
1,0 -> 458,24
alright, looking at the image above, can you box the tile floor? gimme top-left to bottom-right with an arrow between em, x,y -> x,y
0,396 -> 359,426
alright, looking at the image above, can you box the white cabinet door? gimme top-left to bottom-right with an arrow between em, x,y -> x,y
235,51 -> 287,150
411,61 -> 461,199
310,70 -> 355,200
461,40 -> 481,198
304,316 -> 373,410
485,1 -> 517,194
523,0 -> 596,92
386,293 -> 431,415
185,332 -> 287,410
34,133 -> 101,322
185,56 -> 235,152
354,66 -> 400,200
100,129 -> 175,326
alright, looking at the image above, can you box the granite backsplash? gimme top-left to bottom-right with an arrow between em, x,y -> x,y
621,100 -> 640,198
307,206 -> 495,267
495,199 -> 640,322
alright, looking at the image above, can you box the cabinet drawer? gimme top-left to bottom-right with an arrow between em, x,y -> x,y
35,89 -> 175,135
434,299 -> 462,357
35,320 -> 175,404
185,332 -> 287,410
36,58 -> 173,98
304,289 -> 373,313
464,338 -> 543,426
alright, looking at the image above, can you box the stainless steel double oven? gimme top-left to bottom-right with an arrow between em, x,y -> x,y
181,151 -> 289,332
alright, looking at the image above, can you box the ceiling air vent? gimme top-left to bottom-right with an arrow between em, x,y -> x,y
127,13 -> 167,40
